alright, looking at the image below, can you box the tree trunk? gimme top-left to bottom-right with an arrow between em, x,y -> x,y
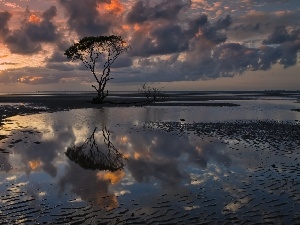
92,84 -> 107,104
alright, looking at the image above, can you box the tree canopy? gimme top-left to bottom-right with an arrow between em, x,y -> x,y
65,35 -> 130,103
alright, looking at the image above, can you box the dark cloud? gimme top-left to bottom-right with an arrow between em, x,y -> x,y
127,0 -> 191,24
117,34 -> 299,83
125,128 -> 232,187
201,15 -> 232,44
25,21 -> 59,43
151,24 -> 189,54
0,11 -> 12,38
202,26 -> 227,44
0,154 -> 11,172
277,41 -> 300,67
59,161 -> 119,209
212,43 -> 260,74
5,32 -> 42,54
120,9 -> 298,83
126,131 -> 192,186
46,62 -> 76,71
42,5 -> 57,20
215,15 -> 232,30
262,26 -> 300,67
3,6 -> 60,55
59,0 -> 111,37
130,23 -> 189,57
129,13 -> 232,57
2,125 -> 76,177
128,159 -> 188,186
0,0 -> 299,86
258,46 -> 282,70
111,56 -> 132,68
230,23 -> 261,41
229,10 -> 300,41
263,26 -> 300,44
47,51 -> 69,63
0,67 -> 79,84
188,14 -> 208,35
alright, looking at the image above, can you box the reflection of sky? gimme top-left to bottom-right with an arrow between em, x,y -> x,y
0,100 -> 300,223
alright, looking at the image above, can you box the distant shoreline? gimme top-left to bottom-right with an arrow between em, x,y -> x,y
0,90 -> 299,125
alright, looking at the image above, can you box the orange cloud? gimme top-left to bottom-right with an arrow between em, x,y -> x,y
29,14 -> 41,23
122,25 -> 130,31
100,0 -> 124,15
120,136 -> 128,143
134,24 -> 142,31
134,152 -> 141,160
97,170 -> 125,184
28,160 -> 42,170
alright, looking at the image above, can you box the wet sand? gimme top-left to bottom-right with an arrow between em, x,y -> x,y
0,91 -> 240,123
1,91 -> 300,224
1,90 -> 299,121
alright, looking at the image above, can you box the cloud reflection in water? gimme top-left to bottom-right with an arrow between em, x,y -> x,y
0,106 -> 299,223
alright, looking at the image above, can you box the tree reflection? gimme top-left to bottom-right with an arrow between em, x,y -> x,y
65,127 -> 125,172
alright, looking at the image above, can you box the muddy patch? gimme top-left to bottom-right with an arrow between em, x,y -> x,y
1,116 -> 300,224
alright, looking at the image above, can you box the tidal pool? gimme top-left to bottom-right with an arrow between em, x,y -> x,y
0,99 -> 300,224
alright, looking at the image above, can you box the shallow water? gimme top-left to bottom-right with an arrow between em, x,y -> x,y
1,99 -> 300,224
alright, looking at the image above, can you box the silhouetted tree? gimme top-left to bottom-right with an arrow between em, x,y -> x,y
65,36 -> 130,103
138,83 -> 166,103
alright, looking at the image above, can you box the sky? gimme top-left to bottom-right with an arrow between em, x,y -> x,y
0,0 -> 299,92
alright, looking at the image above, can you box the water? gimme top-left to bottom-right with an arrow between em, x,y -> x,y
0,98 -> 300,224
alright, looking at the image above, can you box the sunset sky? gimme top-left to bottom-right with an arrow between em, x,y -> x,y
0,0 -> 299,92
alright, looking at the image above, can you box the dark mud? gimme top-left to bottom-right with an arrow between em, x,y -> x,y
1,119 -> 300,224
1,91 -> 300,224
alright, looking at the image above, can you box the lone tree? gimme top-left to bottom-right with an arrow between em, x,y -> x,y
65,35 -> 130,103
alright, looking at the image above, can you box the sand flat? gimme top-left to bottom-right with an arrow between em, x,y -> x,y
0,91 -> 300,224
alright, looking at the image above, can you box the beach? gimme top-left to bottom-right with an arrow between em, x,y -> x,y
1,91 -> 300,224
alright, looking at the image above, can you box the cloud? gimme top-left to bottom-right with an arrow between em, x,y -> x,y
128,6 -> 231,57
229,10 -> 300,42
111,55 -> 132,68
59,0 -> 113,37
59,161 -> 119,209
42,5 -> 57,20
212,43 -> 260,75
0,62 -> 17,65
0,0 -> 299,88
127,0 -> 191,24
262,26 -> 300,68
263,26 -> 300,44
3,6 -> 61,55
5,31 -> 43,54
188,14 -> 208,35
0,66 -> 83,84
129,22 -> 189,57
0,153 -> 11,172
0,11 -> 12,38
126,130 -> 192,186
202,15 -> 232,44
